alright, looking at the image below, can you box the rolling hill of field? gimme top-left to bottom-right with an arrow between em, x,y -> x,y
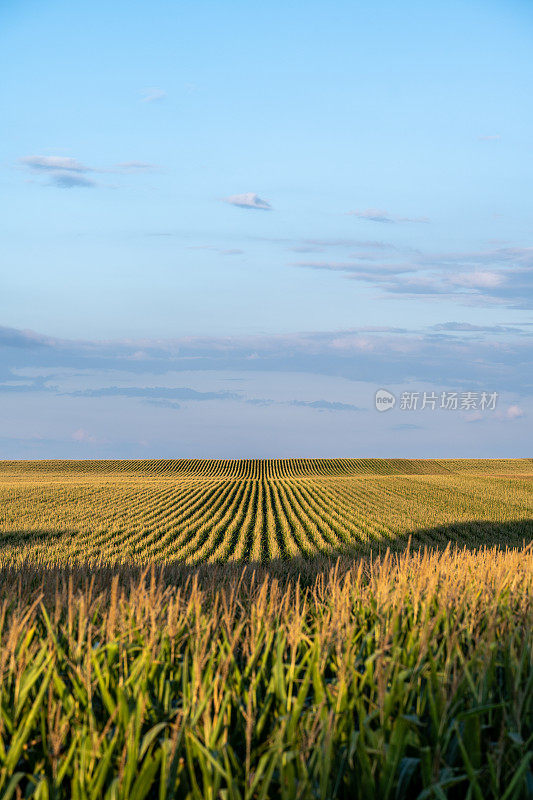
0,458 -> 531,565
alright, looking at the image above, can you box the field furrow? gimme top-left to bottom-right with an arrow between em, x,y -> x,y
0,459 -> 530,564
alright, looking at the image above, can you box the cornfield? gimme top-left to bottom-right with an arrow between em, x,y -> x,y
0,459 -> 531,798
0,458 -> 531,565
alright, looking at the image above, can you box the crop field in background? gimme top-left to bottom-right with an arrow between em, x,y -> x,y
0,458 -> 531,565
0,459 -> 531,799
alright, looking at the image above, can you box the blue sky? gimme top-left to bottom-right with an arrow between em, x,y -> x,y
1,0 -> 532,457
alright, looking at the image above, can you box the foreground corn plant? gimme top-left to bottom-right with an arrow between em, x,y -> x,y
0,545 -> 531,799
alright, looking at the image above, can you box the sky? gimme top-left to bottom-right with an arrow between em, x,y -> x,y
1,0 -> 532,458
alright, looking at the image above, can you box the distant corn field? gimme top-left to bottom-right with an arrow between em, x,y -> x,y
0,458 -> 531,565
0,459 -> 531,798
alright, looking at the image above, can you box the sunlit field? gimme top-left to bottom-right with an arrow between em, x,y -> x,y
0,458 -> 531,565
0,459 -> 531,798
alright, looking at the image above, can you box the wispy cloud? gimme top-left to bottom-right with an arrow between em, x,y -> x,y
68,386 -> 238,401
140,87 -> 166,103
71,428 -> 98,443
20,156 -> 88,172
114,161 -> 157,173
19,155 -> 157,188
222,193 -> 272,210
51,173 -> 96,189
0,326 -> 55,349
20,155 -> 96,188
295,238 -> 400,250
293,245 -> 533,309
289,399 -> 362,411
478,134 -> 501,141
1,325 -> 530,458
451,271 -> 503,289
505,404 -> 524,419
431,322 -> 520,333
188,245 -> 244,256
246,398 -> 363,412
347,209 -> 429,224
2,323 -> 531,395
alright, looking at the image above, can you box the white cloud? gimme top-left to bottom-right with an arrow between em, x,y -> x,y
140,88 -> 166,103
3,323 -> 532,400
114,161 -> 157,173
51,174 -> 95,189
222,193 -> 272,210
478,135 -> 501,141
330,335 -> 374,352
187,245 -> 244,255
19,154 -> 156,188
20,155 -> 90,173
506,405 -> 524,419
348,209 -> 429,224
451,271 -> 504,289
71,428 -> 97,443
294,244 -> 532,309
432,322 -> 518,333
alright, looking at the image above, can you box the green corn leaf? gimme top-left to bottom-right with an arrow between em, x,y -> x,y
499,752 -> 532,800
129,750 -> 162,800
3,659 -> 53,775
